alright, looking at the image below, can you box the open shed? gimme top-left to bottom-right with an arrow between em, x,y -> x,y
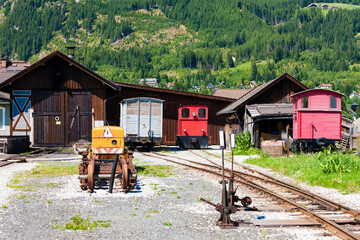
217,73 -> 309,147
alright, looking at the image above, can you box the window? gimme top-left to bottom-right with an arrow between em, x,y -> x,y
181,108 -> 189,118
330,97 -> 337,109
295,98 -> 297,109
302,96 -> 308,108
198,108 -> 206,118
0,107 -> 5,130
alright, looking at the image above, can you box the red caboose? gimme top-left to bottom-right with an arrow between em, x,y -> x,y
292,89 -> 343,151
176,105 -> 208,149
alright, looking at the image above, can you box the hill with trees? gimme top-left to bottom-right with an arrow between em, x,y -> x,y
2,0 -> 360,111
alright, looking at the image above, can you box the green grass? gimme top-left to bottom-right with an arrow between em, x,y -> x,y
7,162 -> 78,190
234,148 -> 262,156
136,165 -> 174,177
245,150 -> 360,193
317,3 -> 360,9
53,215 -> 111,232
163,222 -> 172,226
1,205 -> 8,209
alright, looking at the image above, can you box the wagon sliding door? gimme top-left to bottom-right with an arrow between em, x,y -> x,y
33,91 -> 65,146
121,98 -> 163,141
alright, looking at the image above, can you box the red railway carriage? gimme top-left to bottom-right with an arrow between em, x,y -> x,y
292,89 -> 343,151
176,105 -> 208,149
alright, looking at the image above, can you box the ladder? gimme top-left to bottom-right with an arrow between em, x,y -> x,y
339,133 -> 350,150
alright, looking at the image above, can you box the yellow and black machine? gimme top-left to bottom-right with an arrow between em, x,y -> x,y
77,126 -> 137,193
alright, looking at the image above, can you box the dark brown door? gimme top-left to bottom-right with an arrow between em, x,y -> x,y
67,91 -> 92,145
33,91 -> 65,146
33,91 -> 93,147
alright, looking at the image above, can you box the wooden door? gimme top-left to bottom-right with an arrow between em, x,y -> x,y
67,91 -> 92,145
33,91 -> 65,146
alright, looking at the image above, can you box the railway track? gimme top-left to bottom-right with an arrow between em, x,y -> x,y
142,150 -> 360,240
0,149 -> 58,168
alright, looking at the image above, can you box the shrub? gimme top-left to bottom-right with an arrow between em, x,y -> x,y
235,131 -> 252,151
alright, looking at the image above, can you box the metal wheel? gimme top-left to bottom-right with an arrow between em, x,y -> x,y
122,164 -> 129,191
88,159 -> 95,192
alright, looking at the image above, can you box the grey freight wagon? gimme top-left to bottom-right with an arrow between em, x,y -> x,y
120,97 -> 164,149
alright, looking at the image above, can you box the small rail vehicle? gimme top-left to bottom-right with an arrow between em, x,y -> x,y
77,126 -> 137,193
176,105 -> 208,149
292,89 -> 343,151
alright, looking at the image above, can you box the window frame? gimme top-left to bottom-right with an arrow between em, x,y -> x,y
302,96 -> 309,108
181,108 -> 190,118
0,106 -> 5,130
198,108 -> 206,119
330,96 -> 337,109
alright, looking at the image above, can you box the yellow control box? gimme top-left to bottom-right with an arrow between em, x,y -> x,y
91,126 -> 125,149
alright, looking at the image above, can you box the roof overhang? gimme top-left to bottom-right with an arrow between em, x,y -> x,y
217,73 -> 308,115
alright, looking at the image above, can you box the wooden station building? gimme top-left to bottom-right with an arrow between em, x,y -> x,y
0,51 -> 233,147
217,73 -> 309,147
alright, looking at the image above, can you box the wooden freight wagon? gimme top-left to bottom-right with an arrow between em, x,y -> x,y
120,97 -> 164,149
292,89 -> 343,151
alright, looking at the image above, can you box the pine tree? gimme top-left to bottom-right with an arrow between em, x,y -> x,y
250,59 -> 258,81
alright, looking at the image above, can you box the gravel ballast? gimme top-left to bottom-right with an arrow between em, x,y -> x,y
0,149 -> 347,240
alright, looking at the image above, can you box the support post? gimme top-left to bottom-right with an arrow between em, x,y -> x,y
286,125 -> 290,157
109,154 -> 119,193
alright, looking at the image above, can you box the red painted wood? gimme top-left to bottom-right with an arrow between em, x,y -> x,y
293,89 -> 343,141
178,106 -> 208,137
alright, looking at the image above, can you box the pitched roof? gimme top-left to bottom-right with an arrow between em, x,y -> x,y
217,73 -> 308,115
0,51 -> 234,103
112,81 -> 234,102
0,91 -> 10,102
0,72 -> 18,84
0,51 -> 119,91
213,89 -> 251,99
246,103 -> 292,118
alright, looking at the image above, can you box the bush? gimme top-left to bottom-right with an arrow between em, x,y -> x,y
317,147 -> 359,174
235,132 -> 252,151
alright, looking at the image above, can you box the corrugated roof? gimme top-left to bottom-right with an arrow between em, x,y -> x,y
213,89 -> 251,99
246,103 -> 293,118
217,73 -> 308,115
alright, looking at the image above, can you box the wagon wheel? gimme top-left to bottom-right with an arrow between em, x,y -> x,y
122,164 -> 129,192
88,159 -> 95,192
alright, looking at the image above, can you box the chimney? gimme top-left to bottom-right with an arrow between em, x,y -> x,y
66,46 -> 76,59
1,58 -> 7,68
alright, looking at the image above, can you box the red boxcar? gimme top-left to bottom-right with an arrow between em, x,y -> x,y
292,89 -> 343,151
176,105 -> 208,149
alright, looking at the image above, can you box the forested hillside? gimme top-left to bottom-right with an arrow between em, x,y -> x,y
2,0 -> 360,107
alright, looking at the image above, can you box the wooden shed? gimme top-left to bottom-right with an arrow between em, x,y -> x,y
217,73 -> 309,147
0,51 -> 119,147
0,51 -> 234,147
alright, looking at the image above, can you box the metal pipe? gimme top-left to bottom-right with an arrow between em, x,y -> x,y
104,87 -> 122,124
78,174 -> 122,179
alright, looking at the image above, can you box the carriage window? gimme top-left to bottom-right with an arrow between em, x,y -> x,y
302,96 -> 308,108
295,98 -> 297,109
181,108 -> 189,118
198,108 -> 206,118
330,97 -> 337,109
